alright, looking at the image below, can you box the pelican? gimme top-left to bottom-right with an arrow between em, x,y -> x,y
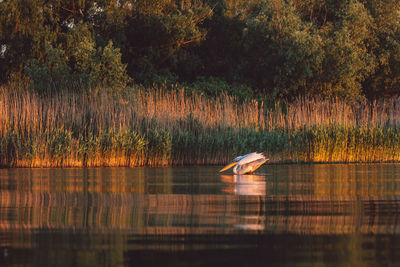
219,152 -> 269,175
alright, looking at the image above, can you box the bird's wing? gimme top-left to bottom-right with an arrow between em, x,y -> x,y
233,152 -> 256,162
235,158 -> 269,174
237,152 -> 265,165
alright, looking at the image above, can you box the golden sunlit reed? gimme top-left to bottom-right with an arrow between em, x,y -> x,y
2,84 -> 400,167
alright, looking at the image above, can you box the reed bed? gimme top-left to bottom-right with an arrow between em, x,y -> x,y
2,84 -> 400,167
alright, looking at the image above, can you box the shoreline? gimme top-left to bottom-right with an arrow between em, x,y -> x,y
2,161 -> 400,169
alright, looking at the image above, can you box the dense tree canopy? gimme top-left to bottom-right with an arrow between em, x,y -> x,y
1,0 -> 400,99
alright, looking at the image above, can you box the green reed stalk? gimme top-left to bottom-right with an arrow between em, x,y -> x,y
2,85 -> 400,167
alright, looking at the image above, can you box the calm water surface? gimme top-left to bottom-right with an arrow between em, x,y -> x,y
1,164 -> 400,266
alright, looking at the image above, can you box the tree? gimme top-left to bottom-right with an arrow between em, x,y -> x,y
318,0 -> 377,100
243,0 -> 324,98
24,22 -> 130,92
362,0 -> 400,98
1,0 -> 400,100
0,0 -> 58,82
105,0 -> 213,83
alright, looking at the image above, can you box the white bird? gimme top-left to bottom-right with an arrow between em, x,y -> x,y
219,152 -> 269,175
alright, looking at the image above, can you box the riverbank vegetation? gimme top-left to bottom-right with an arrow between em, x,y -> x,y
1,0 -> 400,100
2,84 -> 400,167
2,0 -> 400,167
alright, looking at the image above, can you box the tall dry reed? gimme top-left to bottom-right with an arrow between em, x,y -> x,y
2,84 -> 400,167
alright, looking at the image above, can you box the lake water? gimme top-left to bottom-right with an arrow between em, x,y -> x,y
1,164 -> 400,266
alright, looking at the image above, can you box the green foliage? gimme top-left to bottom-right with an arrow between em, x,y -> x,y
96,41 -> 131,89
147,129 -> 172,163
2,0 -> 400,99
118,130 -> 147,158
68,23 -> 131,90
362,0 -> 400,98
115,0 -> 212,83
190,77 -> 254,100
319,0 -> 376,100
0,0 -> 58,81
24,44 -> 74,92
24,34 -> 130,92
244,0 -> 325,98
47,128 -> 71,163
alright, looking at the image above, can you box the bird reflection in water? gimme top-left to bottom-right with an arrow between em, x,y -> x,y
220,174 -> 266,231
220,174 -> 266,196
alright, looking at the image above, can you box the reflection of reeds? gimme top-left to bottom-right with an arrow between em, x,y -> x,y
1,167 -> 400,239
3,85 -> 400,166
2,192 -> 400,237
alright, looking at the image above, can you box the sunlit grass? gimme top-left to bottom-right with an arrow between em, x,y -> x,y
2,84 -> 400,167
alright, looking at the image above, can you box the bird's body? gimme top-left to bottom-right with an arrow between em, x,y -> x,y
219,152 -> 268,174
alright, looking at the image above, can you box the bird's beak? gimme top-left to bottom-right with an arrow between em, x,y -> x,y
219,162 -> 238,173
